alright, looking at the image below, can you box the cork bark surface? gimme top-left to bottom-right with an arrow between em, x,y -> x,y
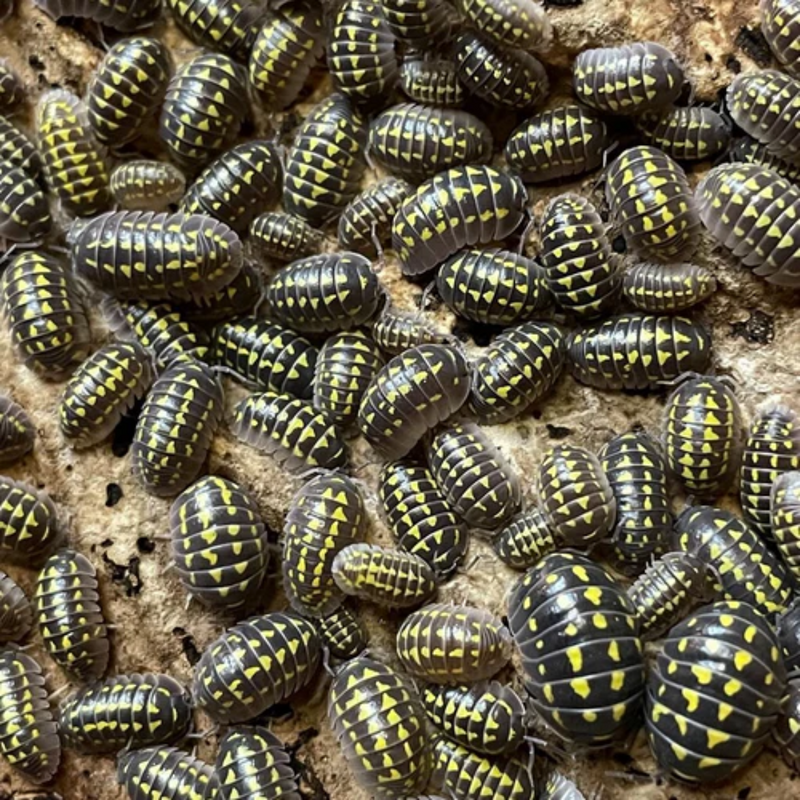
0,0 -> 798,799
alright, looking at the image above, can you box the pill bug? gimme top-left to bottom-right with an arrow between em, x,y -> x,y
627,551 -> 709,640
131,360 -> 224,498
180,140 -> 283,234
313,329 -> 385,426
282,472 -> 367,618
36,89 -> 110,217
635,106 -> 731,161
0,61 -> 22,110
508,551 -> 644,745
379,460 -> 468,579
430,733 -> 535,800
59,341 -> 154,448
454,31 -> 549,109
778,598 -> 800,673
110,160 -> 187,211
216,727 -> 301,800
469,321 -> 567,424
428,423 -> 521,531
606,145 -> 701,262
70,210 -> 243,302
622,261 -> 717,313
358,343 -> 471,460
436,248 -> 550,326
249,212 -> 324,263
457,0 -> 551,50
761,0 -> 800,76
493,506 -> 557,570
371,308 -> 451,355
537,444 -> 616,547
538,193 -> 621,318
283,93 -> 367,227
727,70 -> 800,165
396,602 -> 512,682
0,158 -> 51,242
696,163 -> 800,286
265,252 -> 384,335
329,657 -> 431,797
740,406 -> 800,538
213,316 -> 317,398
729,136 -> 800,182
35,548 -> 110,682
106,300 -> 210,369
0,395 -> 34,466
0,650 -> 60,784
314,604 -> 369,661
399,57 -> 464,107
159,53 -> 248,171
392,164 -> 528,275
35,0 -> 160,30
0,114 -> 43,178
248,1 -> 324,109
176,262 -> 260,324
59,673 -> 193,754
674,505 -> 794,616
568,313 -> 713,391
775,679 -> 800,773
663,376 -> 742,498
328,0 -> 398,105
338,177 -> 414,257
381,0 -> 452,44
192,611 -> 321,723
422,681 -> 527,755
117,746 -> 219,800
165,0 -> 263,62
540,771 -> 587,800
599,431 -> 672,571
170,475 -> 269,609
772,471 -> 800,581
573,41 -> 684,115
369,103 -> 492,181
1,251 -> 91,379
0,569 -> 32,643
646,600 -> 786,785
231,392 -> 348,473
86,37 -> 172,147
505,104 -> 609,183
0,477 -> 63,564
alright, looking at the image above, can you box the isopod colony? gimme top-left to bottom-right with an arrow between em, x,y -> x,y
0,0 -> 798,797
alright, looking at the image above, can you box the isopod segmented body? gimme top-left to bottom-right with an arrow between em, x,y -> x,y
0,158 -> 51,242
606,146 -> 701,262
568,313 -> 712,391
392,164 -> 528,275
508,551 -> 644,745
1,251 -> 91,380
396,603 -> 512,683
59,673 -> 193,754
371,309 -> 451,355
573,41 -> 684,114
213,316 -> 317,398
538,193 -> 621,318
33,0 -> 160,31
86,36 -> 172,147
775,679 -> 800,773
399,57 -> 464,107
192,611 -> 321,723
131,360 -> 224,497
265,252 -> 384,335
35,548 -> 110,682
0,477 -> 63,564
59,341 -> 154,448
329,657 -> 431,797
382,0 -> 452,44
249,212 -> 324,263
159,53 -> 248,171
540,771 -> 586,800
0,114 -> 43,178
231,392 -> 348,472
493,506 -> 557,570
623,261 -> 717,313
772,471 -> 800,581
180,140 -> 283,234
635,106 -> 730,161
505,104 -> 610,183
117,746 -> 219,800
170,475 -> 269,610
0,395 -> 35,466
0,569 -> 32,643
457,0 -> 551,50
358,343 -> 471,460
729,136 -> 800,181
282,472 -> 367,618
71,210 -> 243,302
761,0 -> 800,76
696,163 -> 800,286
663,376 -> 742,498
315,604 -> 369,661
110,160 -> 187,211
0,650 -> 60,784
469,321 -> 567,424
